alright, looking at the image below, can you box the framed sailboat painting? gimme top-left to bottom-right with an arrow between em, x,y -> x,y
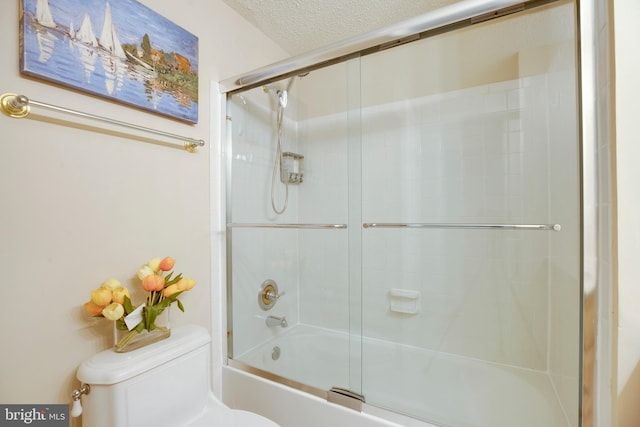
19,0 -> 199,123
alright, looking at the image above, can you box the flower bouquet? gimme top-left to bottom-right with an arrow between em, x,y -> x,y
83,256 -> 196,352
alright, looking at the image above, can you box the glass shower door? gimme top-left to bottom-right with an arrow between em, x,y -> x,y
359,1 -> 580,426
226,60 -> 362,396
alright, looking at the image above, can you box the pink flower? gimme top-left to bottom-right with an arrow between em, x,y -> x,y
158,256 -> 175,272
142,274 -> 165,292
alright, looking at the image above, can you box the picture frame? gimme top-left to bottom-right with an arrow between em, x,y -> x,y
20,0 -> 199,124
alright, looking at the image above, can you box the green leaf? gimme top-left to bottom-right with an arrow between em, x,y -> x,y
177,299 -> 185,312
123,295 -> 136,314
144,305 -> 159,330
164,272 -> 174,284
115,318 -> 129,331
165,273 -> 183,287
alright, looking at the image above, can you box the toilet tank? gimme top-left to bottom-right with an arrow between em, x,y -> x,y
77,325 -> 212,427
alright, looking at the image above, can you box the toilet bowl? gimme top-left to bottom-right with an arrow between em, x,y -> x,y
76,324 -> 279,427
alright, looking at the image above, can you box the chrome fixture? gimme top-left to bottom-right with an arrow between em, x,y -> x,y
271,346 -> 281,360
263,84 -> 289,108
70,383 -> 90,417
264,76 -> 306,214
0,93 -> 205,152
266,315 -> 288,328
258,279 -> 285,310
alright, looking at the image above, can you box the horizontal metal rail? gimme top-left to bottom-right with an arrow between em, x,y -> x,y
227,223 -> 347,229
0,93 -> 205,152
362,223 -> 562,231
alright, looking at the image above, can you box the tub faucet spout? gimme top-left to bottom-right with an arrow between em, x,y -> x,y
266,315 -> 288,328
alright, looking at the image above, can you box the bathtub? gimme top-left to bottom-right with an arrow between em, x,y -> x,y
222,324 -> 571,427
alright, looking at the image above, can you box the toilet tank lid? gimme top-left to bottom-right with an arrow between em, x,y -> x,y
77,324 -> 210,385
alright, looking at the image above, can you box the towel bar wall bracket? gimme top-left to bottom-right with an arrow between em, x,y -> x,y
0,93 -> 205,153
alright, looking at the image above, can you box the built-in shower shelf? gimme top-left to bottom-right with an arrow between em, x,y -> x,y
389,288 -> 421,314
227,223 -> 347,229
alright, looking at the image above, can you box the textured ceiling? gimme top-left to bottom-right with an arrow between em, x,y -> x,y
221,0 -> 463,55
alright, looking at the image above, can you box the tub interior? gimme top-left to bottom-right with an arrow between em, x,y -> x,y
234,324 -> 569,427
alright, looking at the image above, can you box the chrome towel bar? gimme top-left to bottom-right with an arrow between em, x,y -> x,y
0,93 -> 205,152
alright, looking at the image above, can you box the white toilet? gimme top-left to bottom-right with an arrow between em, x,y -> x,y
77,324 -> 279,427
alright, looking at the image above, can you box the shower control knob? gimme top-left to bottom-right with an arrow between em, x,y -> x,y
258,279 -> 284,310
266,289 -> 285,300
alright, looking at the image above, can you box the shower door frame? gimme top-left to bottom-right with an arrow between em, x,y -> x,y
219,0 -> 608,425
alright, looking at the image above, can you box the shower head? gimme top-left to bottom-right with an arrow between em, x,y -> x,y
262,74 -> 304,109
262,85 -> 288,108
278,89 -> 288,108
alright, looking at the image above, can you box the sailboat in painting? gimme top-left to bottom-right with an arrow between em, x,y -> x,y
35,0 -> 56,28
99,2 -> 126,58
32,0 -> 58,62
77,14 -> 98,46
75,14 -> 98,82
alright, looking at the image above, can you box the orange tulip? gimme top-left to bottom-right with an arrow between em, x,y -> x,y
83,301 -> 105,316
158,256 -> 175,272
142,274 -> 165,292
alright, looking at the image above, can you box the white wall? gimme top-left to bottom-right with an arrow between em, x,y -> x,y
0,0 -> 286,423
